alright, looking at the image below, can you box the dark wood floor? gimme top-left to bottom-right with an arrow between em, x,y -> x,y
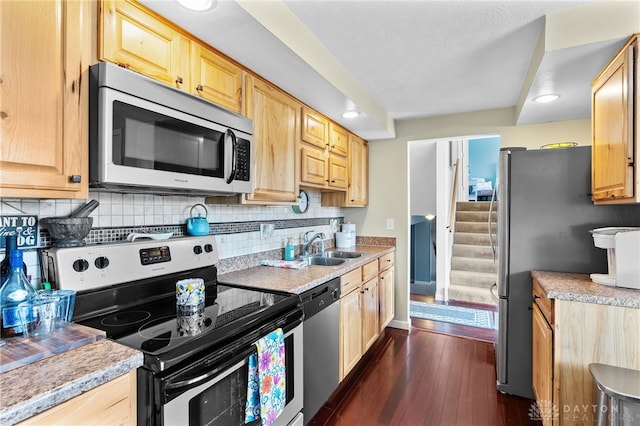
310,328 -> 538,426
409,294 -> 499,343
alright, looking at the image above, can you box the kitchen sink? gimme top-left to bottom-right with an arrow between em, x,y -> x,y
323,251 -> 365,259
302,256 -> 347,266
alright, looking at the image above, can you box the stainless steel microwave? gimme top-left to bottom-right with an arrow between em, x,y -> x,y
89,62 -> 253,195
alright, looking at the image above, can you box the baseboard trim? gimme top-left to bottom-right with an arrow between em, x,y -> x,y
388,319 -> 410,330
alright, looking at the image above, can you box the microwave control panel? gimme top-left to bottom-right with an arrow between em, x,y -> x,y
236,139 -> 250,181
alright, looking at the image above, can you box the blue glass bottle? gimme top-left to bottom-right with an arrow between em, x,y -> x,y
0,249 -> 37,338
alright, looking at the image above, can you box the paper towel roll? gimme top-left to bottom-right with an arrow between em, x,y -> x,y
336,232 -> 354,248
342,223 -> 356,234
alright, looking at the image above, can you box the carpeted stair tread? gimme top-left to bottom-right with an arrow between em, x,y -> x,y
454,232 -> 496,245
448,285 -> 497,306
455,222 -> 497,233
452,244 -> 494,258
450,270 -> 497,288
456,211 -> 498,223
456,201 -> 496,211
451,256 -> 497,273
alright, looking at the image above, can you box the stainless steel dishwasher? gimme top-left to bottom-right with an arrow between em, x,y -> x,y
301,277 -> 341,421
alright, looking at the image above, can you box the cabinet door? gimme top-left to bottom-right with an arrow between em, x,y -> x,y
100,0 -> 190,90
300,146 -> 328,186
361,278 -> 379,352
244,75 -> 299,203
301,107 -> 329,149
191,43 -> 242,113
348,134 -> 369,206
340,288 -> 362,381
0,0 -> 89,199
532,303 -> 553,426
591,38 -> 635,202
328,154 -> 348,189
329,123 -> 349,157
379,266 -> 395,331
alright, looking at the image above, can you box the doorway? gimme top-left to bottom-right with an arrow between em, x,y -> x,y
408,136 -> 499,342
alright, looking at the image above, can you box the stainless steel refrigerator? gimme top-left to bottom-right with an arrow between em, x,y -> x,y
495,146 -> 640,399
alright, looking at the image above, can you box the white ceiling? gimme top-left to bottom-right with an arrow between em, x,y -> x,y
139,0 -> 638,140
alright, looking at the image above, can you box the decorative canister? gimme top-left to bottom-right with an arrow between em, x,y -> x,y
176,278 -> 205,335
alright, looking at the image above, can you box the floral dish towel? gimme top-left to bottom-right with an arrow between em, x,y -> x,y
245,328 -> 286,426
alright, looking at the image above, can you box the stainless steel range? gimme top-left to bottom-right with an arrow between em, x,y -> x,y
43,236 -> 304,426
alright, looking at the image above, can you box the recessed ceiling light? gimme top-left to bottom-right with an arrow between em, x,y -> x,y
532,94 -> 560,103
176,0 -> 215,11
342,110 -> 360,119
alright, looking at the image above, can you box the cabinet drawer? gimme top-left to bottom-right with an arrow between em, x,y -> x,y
532,278 -> 553,325
362,260 -> 378,282
378,252 -> 395,272
341,268 -> 362,296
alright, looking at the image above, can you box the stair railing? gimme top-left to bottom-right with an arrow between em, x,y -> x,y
446,159 -> 460,234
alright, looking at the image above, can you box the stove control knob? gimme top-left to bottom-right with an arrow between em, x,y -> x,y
72,259 -> 89,273
204,244 -> 213,253
193,245 -> 203,255
95,256 -> 110,269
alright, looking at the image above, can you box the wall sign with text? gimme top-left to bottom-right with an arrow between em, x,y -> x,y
0,215 -> 39,249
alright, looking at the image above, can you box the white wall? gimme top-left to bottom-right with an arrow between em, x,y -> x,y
348,107 -> 591,328
409,140 -> 437,217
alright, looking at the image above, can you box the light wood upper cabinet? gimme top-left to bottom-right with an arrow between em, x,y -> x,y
243,75 -> 300,204
591,35 -> 638,204
322,133 -> 369,207
100,0 -> 190,90
348,134 -> 369,205
329,123 -> 349,157
0,0 -> 89,199
301,107 -> 330,150
190,43 -> 242,113
300,106 -> 350,191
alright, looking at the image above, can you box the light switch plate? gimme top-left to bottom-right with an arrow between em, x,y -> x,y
386,218 -> 394,230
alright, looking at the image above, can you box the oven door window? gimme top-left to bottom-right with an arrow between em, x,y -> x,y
188,334 -> 295,426
112,101 -> 224,178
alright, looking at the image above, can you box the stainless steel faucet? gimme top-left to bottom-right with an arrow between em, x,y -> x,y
303,232 -> 326,256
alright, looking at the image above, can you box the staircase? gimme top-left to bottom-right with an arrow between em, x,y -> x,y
448,201 -> 498,306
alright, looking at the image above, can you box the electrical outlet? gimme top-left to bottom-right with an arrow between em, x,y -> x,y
260,223 -> 274,239
386,218 -> 394,230
329,218 -> 339,232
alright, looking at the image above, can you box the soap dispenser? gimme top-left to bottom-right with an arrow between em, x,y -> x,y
285,238 -> 295,261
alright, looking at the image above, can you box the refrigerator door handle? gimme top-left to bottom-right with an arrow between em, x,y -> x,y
489,184 -> 497,262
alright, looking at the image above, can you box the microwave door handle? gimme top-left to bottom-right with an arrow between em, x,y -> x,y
226,129 -> 238,184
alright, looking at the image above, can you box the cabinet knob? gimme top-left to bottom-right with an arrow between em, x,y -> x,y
69,175 -> 82,183
176,76 -> 183,84
196,84 -> 203,91
0,111 -> 7,119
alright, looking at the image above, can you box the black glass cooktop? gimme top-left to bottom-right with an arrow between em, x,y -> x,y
80,285 -> 297,355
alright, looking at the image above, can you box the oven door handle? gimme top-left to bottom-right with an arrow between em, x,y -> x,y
165,344 -> 256,392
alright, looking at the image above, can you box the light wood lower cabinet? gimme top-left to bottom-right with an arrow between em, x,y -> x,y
0,0 -> 90,199
531,276 -> 640,426
339,254 -> 395,381
361,277 -> 379,352
532,303 -> 553,426
17,370 -> 137,426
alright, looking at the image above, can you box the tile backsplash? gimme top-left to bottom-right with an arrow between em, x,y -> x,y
1,190 -> 344,288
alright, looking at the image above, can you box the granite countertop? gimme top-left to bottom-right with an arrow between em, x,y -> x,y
219,245 -> 395,294
0,339 -> 142,425
531,270 -> 640,308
